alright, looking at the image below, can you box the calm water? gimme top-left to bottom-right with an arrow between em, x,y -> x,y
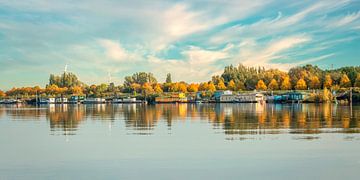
0,103 -> 360,180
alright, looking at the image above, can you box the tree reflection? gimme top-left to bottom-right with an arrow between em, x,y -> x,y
1,103 -> 360,135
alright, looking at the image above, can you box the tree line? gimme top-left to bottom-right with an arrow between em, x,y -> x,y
1,64 -> 360,98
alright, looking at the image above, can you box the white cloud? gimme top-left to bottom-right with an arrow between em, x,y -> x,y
182,46 -> 230,65
330,11 -> 360,27
239,35 -> 311,67
97,39 -> 135,61
148,45 -> 232,82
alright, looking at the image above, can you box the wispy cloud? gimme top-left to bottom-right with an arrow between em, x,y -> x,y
0,0 -> 359,89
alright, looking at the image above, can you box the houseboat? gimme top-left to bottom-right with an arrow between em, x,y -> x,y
269,92 -> 304,103
0,99 -> 23,104
55,97 -> 68,104
219,90 -> 236,102
68,96 -> 84,104
112,98 -> 122,103
83,98 -> 106,104
234,93 -> 265,103
123,97 -> 144,103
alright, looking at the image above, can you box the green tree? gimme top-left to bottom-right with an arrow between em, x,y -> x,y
166,73 -> 172,83
354,73 -> 360,87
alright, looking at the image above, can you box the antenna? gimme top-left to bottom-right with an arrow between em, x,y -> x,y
64,64 -> 68,73
108,71 -> 112,83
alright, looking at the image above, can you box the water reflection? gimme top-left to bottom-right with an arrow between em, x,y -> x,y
1,103 -> 359,136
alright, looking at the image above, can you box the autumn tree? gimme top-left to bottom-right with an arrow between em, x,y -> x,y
256,80 -> 267,90
124,72 -> 157,92
178,83 -> 188,93
217,79 -> 226,90
187,83 -> 199,92
323,74 -> 332,89
130,83 -> 141,93
46,84 -> 60,96
227,80 -> 236,91
169,83 -> 179,92
295,78 -> 307,90
69,86 -> 83,95
0,90 -> 6,98
322,87 -> 332,102
153,83 -> 163,94
340,74 -> 351,88
267,79 -> 279,90
309,76 -> 321,89
281,76 -> 292,90
208,82 -> 216,92
199,82 -> 209,91
141,83 -> 154,96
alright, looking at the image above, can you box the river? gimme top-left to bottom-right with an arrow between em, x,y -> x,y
0,103 -> 359,179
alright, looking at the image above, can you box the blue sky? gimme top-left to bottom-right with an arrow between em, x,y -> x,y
0,0 -> 360,89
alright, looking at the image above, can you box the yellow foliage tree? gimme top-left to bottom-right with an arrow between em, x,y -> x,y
141,82 -> 154,95
199,82 -> 209,91
323,74 -> 332,89
281,76 -> 292,90
227,80 -> 236,91
178,83 -> 187,93
187,83 -> 199,92
0,90 -> 6,98
256,80 -> 267,90
295,78 -> 307,90
153,83 -> 163,94
208,82 -> 216,92
309,76 -> 321,89
131,83 -> 141,93
267,79 -> 279,90
322,87 -> 332,102
340,74 -> 351,88
70,86 -> 83,95
217,80 -> 226,90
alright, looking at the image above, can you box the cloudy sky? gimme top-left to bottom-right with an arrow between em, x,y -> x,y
0,0 -> 360,89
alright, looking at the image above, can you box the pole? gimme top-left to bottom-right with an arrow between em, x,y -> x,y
349,87 -> 352,104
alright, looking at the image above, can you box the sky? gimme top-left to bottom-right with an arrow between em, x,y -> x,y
0,0 -> 360,89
